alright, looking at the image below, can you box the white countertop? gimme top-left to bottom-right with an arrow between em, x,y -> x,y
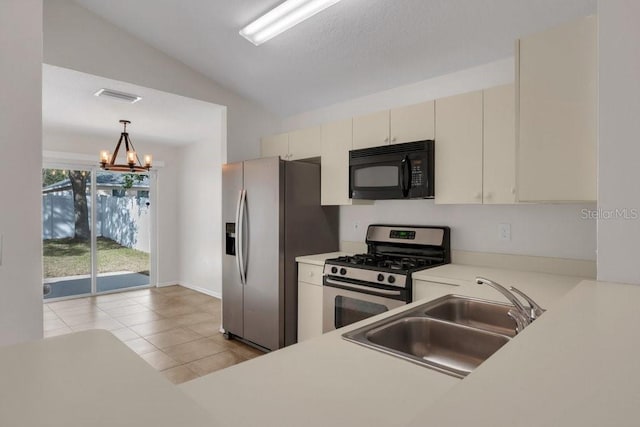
413,264 -> 584,309
180,304 -> 460,427
408,279 -> 640,427
0,330 -> 214,427
295,251 -> 352,266
181,265 -> 588,426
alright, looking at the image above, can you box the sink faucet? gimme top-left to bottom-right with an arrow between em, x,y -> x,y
475,277 -> 545,334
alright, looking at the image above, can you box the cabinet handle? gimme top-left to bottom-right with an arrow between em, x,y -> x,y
511,187 -> 516,195
475,192 -> 482,200
384,137 -> 389,143
391,137 -> 397,142
308,271 -> 314,278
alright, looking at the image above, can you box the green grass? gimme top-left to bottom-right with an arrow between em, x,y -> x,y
43,237 -> 149,279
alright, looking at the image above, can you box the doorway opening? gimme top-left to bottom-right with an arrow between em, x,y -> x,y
42,167 -> 153,300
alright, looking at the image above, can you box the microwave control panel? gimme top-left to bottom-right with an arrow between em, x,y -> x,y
411,159 -> 424,186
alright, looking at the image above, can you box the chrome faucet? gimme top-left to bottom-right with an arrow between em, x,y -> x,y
475,277 -> 546,334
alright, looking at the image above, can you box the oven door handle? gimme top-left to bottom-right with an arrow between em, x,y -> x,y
325,278 -> 403,296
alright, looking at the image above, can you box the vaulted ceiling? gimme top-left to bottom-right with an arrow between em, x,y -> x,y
73,0 -> 596,117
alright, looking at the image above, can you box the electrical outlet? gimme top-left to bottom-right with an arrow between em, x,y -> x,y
499,223 -> 511,241
353,221 -> 360,232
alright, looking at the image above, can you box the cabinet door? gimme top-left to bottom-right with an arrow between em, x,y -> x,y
297,280 -> 323,342
483,84 -> 516,204
289,126 -> 321,160
261,132 -> 289,159
517,16 -> 596,202
352,110 -> 390,149
390,101 -> 435,144
321,119 -> 353,205
434,91 -> 484,204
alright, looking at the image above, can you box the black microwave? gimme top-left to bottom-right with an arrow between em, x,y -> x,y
349,140 -> 434,200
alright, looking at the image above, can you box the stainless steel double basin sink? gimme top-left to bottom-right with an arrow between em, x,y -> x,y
342,295 -> 517,378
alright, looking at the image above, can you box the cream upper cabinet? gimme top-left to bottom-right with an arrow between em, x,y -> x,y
434,91 -> 484,204
288,126 -> 321,160
261,128 -> 321,161
261,132 -> 289,159
517,15 -> 597,202
321,118 -> 363,206
483,84 -> 516,204
390,101 -> 435,144
352,110 -> 390,150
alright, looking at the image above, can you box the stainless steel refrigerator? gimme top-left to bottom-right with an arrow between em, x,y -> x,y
222,157 -> 339,351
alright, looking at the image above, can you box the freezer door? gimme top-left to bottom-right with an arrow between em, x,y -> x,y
222,162 -> 244,338
242,157 -> 284,350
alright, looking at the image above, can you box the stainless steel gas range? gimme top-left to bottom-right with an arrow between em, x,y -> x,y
322,224 -> 451,332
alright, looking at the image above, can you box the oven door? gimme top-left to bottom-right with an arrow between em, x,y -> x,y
322,277 -> 407,333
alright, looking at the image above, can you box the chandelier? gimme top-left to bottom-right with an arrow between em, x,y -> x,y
99,120 -> 152,173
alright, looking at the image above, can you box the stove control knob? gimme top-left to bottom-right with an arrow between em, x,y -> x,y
339,268 -> 347,275
388,276 -> 396,284
331,266 -> 338,274
377,274 -> 384,282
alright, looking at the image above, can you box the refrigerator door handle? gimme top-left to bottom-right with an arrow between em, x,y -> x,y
235,189 -> 246,285
239,189 -> 248,283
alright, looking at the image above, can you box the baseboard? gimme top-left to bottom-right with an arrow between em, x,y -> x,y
178,282 -> 222,299
156,281 -> 179,288
339,241 -> 596,278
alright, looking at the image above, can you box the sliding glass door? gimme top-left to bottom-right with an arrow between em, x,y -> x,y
96,171 -> 150,293
42,168 -> 93,299
42,167 -> 153,300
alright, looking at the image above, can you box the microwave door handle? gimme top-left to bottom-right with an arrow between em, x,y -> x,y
401,156 -> 411,197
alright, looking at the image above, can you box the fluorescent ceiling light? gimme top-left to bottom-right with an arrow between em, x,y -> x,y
240,0 -> 342,46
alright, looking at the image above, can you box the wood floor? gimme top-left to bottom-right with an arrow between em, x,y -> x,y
43,285 -> 265,384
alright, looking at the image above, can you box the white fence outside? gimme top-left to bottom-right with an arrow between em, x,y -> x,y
42,194 -> 150,253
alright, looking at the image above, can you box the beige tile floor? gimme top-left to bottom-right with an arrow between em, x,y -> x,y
43,285 -> 265,384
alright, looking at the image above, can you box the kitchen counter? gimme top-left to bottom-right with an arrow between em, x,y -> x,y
407,279 -> 640,427
0,330 -> 214,427
180,303 -> 460,427
412,264 -> 584,309
295,251 -> 351,266
181,265 -> 587,426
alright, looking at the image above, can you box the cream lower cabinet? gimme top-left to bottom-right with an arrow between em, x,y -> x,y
517,15 -> 597,202
297,263 -> 324,342
483,84 -> 516,204
435,91 -> 484,204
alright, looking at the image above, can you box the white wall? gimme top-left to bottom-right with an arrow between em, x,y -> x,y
43,129 -> 182,286
342,201 -> 596,260
43,0 -> 280,163
597,0 -> 640,283
284,58 -> 597,261
177,133 -> 225,298
0,0 -> 44,345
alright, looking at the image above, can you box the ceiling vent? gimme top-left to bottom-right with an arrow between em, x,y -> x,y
94,88 -> 142,104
